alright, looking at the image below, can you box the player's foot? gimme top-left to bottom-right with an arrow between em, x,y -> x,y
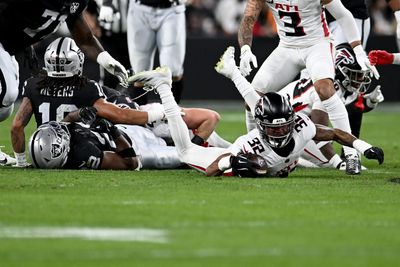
128,66 -> 172,92
338,161 -> 367,171
0,147 -> 16,166
345,154 -> 361,175
215,46 -> 239,79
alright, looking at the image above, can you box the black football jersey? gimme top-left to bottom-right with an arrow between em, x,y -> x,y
23,77 -> 105,127
64,123 -> 116,169
0,0 -> 88,55
326,0 -> 369,23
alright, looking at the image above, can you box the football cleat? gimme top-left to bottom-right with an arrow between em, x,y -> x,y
215,46 -> 239,79
127,66 -> 172,92
338,161 -> 367,171
345,154 -> 361,175
0,148 -> 17,166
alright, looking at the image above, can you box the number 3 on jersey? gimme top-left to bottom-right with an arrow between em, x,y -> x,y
278,10 -> 306,37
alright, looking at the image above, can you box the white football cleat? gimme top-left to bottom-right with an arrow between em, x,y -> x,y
128,66 -> 172,92
0,148 -> 16,166
215,46 -> 239,79
345,154 -> 362,175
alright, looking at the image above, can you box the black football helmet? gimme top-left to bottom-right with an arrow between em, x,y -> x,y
231,153 -> 268,178
254,93 -> 295,148
335,43 -> 371,93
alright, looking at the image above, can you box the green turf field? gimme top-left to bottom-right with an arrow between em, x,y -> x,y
0,107 -> 400,267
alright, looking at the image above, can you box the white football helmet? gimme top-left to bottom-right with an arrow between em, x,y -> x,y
44,37 -> 84,78
29,121 -> 71,169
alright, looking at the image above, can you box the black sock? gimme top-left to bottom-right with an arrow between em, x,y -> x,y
191,135 -> 205,146
346,103 -> 363,138
172,79 -> 184,104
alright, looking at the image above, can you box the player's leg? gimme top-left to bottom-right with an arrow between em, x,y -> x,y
0,46 -> 18,165
127,2 -> 157,104
157,5 -> 186,103
129,67 -> 229,173
305,41 -> 360,174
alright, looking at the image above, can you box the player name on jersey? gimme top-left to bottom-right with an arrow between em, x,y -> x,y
39,87 -> 74,97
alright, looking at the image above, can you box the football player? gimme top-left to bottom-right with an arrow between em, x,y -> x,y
125,0 -> 187,104
28,120 -> 141,170
128,49 -> 384,178
278,43 -> 384,172
0,0 -> 128,164
11,37 -> 165,167
237,0 -> 379,175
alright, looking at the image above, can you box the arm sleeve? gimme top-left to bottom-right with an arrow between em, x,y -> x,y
67,141 -> 104,169
324,0 -> 361,44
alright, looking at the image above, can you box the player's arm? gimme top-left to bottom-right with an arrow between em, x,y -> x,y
205,153 -> 233,176
93,98 -> 164,126
313,124 -> 384,164
10,97 -> 33,166
323,0 -> 379,78
181,108 -> 220,144
238,0 -> 263,76
68,13 -> 128,87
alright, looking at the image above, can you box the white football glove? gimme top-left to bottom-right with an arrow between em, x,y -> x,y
394,11 -> 400,52
98,6 -> 114,30
239,45 -> 258,77
97,51 -> 129,88
363,85 -> 384,107
353,45 -> 380,80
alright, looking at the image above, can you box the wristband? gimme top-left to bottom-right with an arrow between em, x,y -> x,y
352,139 -> 372,154
218,155 -> 231,171
147,110 -> 165,123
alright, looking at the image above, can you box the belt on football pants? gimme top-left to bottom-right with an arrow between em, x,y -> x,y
135,0 -> 179,9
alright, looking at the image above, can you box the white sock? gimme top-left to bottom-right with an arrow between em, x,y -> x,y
231,70 -> 260,113
245,109 -> 257,132
328,154 -> 343,168
157,84 -> 192,154
207,131 -> 232,148
321,94 -> 357,156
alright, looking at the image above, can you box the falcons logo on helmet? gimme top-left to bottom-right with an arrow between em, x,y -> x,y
335,47 -> 356,67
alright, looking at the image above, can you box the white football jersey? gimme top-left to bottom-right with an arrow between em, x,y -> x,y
229,113 -> 316,177
278,78 -> 360,116
266,0 -> 331,47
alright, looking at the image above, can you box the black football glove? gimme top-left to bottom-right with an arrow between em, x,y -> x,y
364,147 -> 384,165
91,118 -> 121,138
78,106 -> 97,125
230,152 -> 268,178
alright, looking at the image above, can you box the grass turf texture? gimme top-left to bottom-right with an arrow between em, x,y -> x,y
0,109 -> 400,267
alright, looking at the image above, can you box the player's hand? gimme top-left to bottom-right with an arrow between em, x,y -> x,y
368,50 -> 394,66
239,45 -> 258,77
78,106 -> 97,125
364,147 -> 384,165
91,118 -> 122,139
353,45 -> 380,79
363,85 -> 384,104
97,51 -> 129,88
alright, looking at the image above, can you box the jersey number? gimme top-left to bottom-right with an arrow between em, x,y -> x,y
278,11 -> 306,37
248,137 -> 265,154
24,10 -> 68,38
294,116 -> 308,133
38,102 -> 78,123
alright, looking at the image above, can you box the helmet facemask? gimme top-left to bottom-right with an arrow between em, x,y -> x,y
257,117 -> 294,148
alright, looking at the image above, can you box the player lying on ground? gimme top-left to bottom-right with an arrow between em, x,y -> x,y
29,119 -> 140,170
128,55 -> 384,178
276,43 -> 383,173
11,37 -> 228,168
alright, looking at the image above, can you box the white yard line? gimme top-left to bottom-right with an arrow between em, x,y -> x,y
0,226 -> 168,243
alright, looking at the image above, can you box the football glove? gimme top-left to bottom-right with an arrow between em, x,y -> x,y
363,85 -> 384,104
239,45 -> 258,77
368,50 -> 394,66
230,152 -> 268,178
78,106 -> 97,125
91,118 -> 122,139
353,45 -> 380,79
97,51 -> 129,88
364,147 -> 384,165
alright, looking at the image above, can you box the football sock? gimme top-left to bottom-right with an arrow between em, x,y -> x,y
207,131 -> 232,148
231,70 -> 260,112
171,79 -> 184,104
245,109 -> 257,132
321,94 -> 357,156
